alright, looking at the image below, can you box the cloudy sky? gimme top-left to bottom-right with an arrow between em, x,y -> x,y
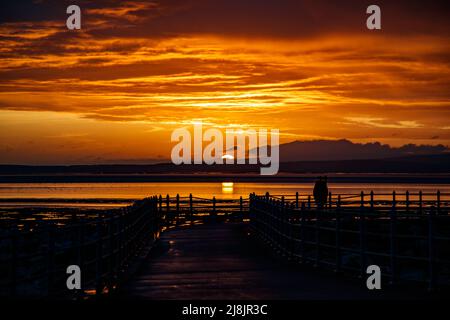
0,0 -> 449,164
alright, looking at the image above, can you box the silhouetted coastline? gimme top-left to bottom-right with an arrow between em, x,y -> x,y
1,154 -> 449,183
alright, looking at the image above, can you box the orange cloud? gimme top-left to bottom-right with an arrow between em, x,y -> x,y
0,0 -> 449,164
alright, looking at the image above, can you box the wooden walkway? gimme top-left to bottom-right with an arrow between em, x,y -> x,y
122,223 -> 420,299
2,192 -> 448,298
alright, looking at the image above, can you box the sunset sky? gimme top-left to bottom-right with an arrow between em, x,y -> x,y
0,0 -> 449,164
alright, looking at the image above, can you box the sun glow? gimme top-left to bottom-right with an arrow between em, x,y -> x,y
221,155 -> 234,160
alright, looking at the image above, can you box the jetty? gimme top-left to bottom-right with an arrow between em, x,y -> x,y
0,191 -> 449,298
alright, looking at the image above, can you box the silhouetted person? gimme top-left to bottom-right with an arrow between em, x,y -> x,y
313,176 -> 328,208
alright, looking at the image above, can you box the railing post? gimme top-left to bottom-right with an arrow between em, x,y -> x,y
240,196 -> 243,220
120,210 -> 127,271
280,199 -> 286,256
189,193 -> 193,224
300,202 -> 305,262
289,202 -> 295,259
77,218 -> 86,296
279,200 -> 283,252
328,192 -> 332,209
95,215 -> 103,296
390,191 -> 397,285
296,192 -> 299,209
359,191 -> 366,278
308,195 -> 311,210
335,195 -> 342,273
165,194 -> 171,226
419,191 -> 423,214
406,191 -> 410,213
45,223 -> 56,297
370,191 -> 374,210
248,194 -> 253,222
212,196 -> 216,217
118,210 -> 124,274
437,190 -> 441,214
360,191 -> 364,208
428,206 -> 436,291
269,198 -> 275,245
108,216 -> 114,293
315,203 -> 320,267
392,191 -> 396,208
10,227 -> 18,297
176,194 -> 180,217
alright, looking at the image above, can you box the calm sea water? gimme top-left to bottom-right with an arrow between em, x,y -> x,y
0,182 -> 448,201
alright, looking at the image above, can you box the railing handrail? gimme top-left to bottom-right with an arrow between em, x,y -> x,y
248,192 -> 449,290
1,190 -> 448,297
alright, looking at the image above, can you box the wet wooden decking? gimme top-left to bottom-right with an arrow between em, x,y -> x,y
121,223 -> 421,300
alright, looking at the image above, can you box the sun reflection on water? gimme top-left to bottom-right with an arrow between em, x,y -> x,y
222,182 -> 234,194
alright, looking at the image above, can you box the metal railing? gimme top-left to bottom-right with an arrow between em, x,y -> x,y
249,192 -> 450,290
0,196 -> 161,298
155,194 -> 249,228
0,194 -> 245,298
1,190 -> 449,297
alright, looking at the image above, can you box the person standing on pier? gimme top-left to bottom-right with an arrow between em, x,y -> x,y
313,176 -> 328,208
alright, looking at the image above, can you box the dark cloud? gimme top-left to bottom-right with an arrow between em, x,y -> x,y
279,139 -> 449,161
1,0 -> 449,38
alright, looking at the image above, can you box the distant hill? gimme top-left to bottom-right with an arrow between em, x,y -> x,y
0,140 -> 448,180
0,154 -> 449,178
278,153 -> 450,173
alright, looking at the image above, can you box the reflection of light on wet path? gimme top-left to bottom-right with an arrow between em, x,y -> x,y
222,182 -> 234,194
